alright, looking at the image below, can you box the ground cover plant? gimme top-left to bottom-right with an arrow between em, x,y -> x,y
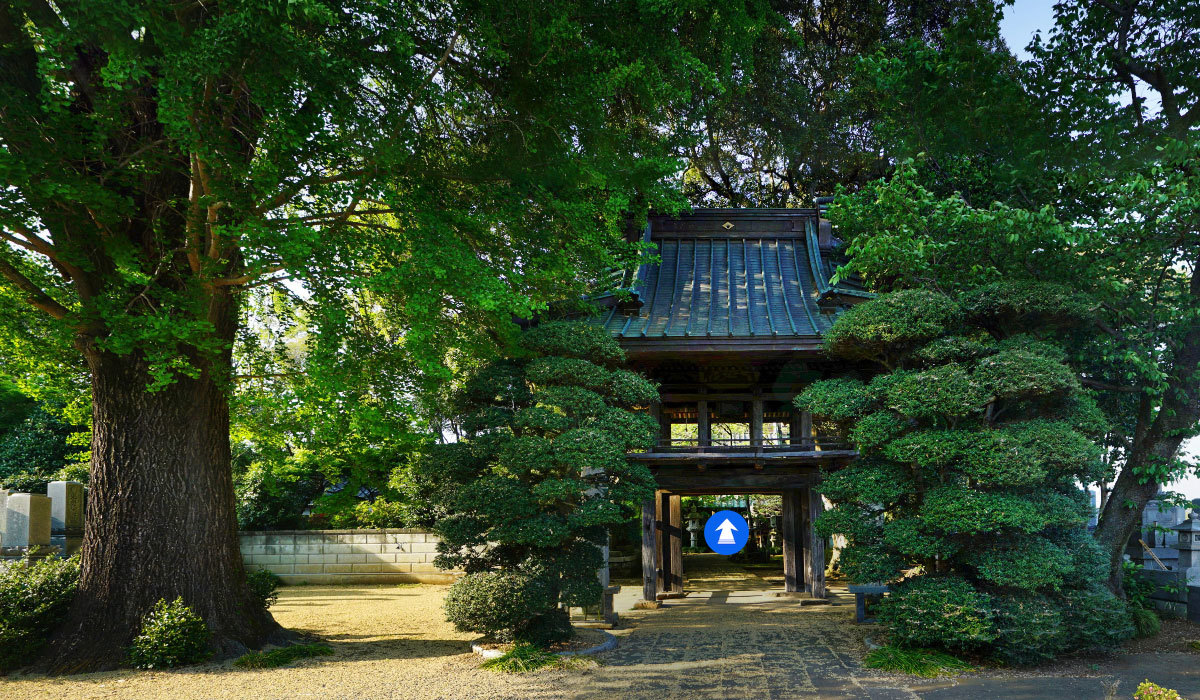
233,643 -> 333,670
863,645 -> 973,678
798,285 -> 1133,664
419,321 -> 658,645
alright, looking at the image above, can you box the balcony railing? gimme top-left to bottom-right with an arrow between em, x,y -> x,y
645,436 -> 851,453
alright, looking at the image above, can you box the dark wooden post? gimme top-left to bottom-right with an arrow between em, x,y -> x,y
697,390 -> 710,448
781,489 -> 801,592
668,494 -> 683,593
751,388 -> 763,449
801,487 -> 812,592
655,491 -> 665,593
641,497 -> 657,602
800,410 -> 813,449
650,401 -> 665,448
808,488 -> 826,598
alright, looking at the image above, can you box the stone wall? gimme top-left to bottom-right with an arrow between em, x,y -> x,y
239,529 -> 459,585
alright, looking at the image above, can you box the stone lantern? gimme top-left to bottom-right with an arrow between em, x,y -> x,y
1171,510 -> 1200,585
686,516 -> 701,548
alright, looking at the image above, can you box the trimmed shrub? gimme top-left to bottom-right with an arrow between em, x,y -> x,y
127,597 -> 210,669
1057,586 -> 1133,651
1134,681 -> 1183,700
0,553 -> 80,672
878,577 -> 994,651
444,571 -> 567,644
246,568 -> 281,609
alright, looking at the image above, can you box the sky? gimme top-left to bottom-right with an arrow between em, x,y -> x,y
997,0 -> 1200,501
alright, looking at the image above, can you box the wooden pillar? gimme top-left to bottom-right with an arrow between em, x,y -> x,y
655,491 -> 665,593
781,489 -> 802,592
801,487 -> 812,592
800,410 -> 813,449
668,494 -> 683,593
697,390 -> 710,448
808,488 -> 826,598
751,389 -> 763,449
641,497 -> 657,602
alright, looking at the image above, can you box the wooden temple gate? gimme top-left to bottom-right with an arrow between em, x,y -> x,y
590,207 -> 869,602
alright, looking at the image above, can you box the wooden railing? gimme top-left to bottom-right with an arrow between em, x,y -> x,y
647,436 -> 850,452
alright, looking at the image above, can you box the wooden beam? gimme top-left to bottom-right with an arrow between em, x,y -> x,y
808,488 -> 826,598
782,489 -> 801,592
652,471 -> 818,491
641,497 -> 657,602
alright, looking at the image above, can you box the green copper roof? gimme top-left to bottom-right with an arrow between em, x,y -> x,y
594,209 -> 868,342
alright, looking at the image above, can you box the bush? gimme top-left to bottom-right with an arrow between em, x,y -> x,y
1057,586 -> 1133,652
1132,608 -> 1161,639
246,568 -> 281,609
988,594 -> 1064,665
1134,680 -> 1182,700
127,597 -> 211,669
878,577 -> 994,651
444,571 -> 571,645
0,553 -> 80,672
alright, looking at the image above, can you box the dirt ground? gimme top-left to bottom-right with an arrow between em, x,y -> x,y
3,556 -> 1199,699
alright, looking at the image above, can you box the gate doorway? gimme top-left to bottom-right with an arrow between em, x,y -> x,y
641,488 -> 827,603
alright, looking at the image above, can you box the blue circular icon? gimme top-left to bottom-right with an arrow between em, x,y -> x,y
704,510 -> 749,555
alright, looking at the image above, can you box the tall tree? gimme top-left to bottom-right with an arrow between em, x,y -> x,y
0,0 -> 772,670
677,0 -> 998,206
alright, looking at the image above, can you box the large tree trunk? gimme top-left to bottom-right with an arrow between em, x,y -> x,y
39,300 -> 289,673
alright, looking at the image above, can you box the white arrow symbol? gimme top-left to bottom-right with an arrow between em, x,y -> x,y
716,518 -> 738,545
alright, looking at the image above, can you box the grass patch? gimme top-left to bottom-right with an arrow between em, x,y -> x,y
864,645 -> 972,678
233,643 -> 334,669
1188,640 -> 1200,652
479,643 -> 594,674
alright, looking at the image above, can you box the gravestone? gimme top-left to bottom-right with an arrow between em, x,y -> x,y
47,481 -> 85,556
0,489 -> 8,544
47,481 -> 84,534
4,493 -> 52,548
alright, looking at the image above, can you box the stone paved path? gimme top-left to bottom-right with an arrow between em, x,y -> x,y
553,554 -> 1200,700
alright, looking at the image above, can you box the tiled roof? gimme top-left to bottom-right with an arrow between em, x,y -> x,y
594,209 -> 868,342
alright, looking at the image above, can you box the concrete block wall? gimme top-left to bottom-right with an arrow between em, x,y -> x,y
239,529 -> 459,585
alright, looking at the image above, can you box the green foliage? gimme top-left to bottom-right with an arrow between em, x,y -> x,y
422,322 -> 657,646
1131,608 -> 1161,639
1123,561 -> 1159,611
811,288 -> 1131,663
127,598 -> 211,669
878,578 -> 995,652
862,646 -> 972,678
0,554 -> 80,672
246,569 -> 281,610
233,643 -> 333,669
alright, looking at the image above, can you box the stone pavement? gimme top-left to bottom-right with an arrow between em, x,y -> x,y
558,554 -> 1200,700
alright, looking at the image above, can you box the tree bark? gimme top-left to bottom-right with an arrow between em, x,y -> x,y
38,297 -> 288,673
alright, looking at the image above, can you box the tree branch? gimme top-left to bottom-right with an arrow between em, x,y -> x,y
0,254 -> 70,319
